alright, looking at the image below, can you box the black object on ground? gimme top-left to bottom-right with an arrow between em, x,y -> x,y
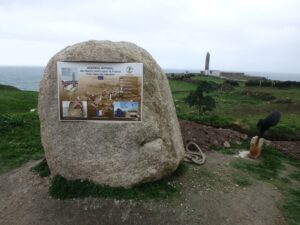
257,111 -> 281,138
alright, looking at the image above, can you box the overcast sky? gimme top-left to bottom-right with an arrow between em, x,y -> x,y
0,0 -> 299,73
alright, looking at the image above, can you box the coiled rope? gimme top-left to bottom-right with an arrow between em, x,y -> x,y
184,141 -> 206,165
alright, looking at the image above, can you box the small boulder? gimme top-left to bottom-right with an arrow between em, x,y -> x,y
223,141 -> 231,148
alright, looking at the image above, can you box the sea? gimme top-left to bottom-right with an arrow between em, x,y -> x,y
0,66 -> 44,91
0,66 -> 299,91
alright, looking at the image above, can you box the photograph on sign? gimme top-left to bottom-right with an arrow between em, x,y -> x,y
57,62 -> 143,121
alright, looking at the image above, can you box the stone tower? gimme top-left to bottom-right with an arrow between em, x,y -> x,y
205,52 -> 210,70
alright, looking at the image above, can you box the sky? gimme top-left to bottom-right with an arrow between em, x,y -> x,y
0,0 -> 300,73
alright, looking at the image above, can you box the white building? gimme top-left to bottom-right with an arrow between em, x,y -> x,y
204,70 -> 221,76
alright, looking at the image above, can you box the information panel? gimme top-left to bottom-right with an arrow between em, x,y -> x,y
57,62 -> 143,121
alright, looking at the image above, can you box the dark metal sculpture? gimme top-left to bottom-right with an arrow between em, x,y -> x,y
257,111 -> 281,139
249,111 -> 281,159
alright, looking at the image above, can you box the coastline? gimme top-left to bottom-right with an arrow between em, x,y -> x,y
0,66 -> 299,91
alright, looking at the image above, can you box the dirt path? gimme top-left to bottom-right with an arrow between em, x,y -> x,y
0,152 -> 287,225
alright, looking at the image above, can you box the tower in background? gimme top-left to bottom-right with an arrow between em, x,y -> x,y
205,52 -> 210,70
204,52 -> 210,75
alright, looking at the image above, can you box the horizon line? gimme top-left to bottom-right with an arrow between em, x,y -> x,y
0,64 -> 299,75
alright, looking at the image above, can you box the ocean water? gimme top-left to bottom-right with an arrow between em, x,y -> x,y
246,71 -> 300,81
0,66 -> 299,91
0,66 -> 44,91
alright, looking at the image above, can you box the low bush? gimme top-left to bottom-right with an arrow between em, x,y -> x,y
224,80 -> 239,87
245,79 -> 300,88
241,91 -> 276,101
261,80 -> 273,87
245,80 -> 260,87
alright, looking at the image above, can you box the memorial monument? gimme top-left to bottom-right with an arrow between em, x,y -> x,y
38,40 -> 185,187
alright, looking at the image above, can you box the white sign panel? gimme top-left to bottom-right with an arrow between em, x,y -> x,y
57,62 -> 143,121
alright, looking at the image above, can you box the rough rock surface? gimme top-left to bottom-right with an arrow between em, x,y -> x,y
38,40 -> 184,187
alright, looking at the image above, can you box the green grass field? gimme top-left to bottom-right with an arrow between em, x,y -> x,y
169,75 -> 300,140
0,84 -> 43,173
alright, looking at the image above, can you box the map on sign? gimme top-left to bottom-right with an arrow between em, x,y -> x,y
57,62 -> 143,121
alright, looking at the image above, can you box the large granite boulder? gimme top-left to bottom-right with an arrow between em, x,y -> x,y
38,40 -> 184,187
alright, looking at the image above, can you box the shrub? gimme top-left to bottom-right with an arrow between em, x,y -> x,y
185,82 -> 216,115
261,80 -> 273,87
241,91 -> 276,101
224,80 -> 239,87
245,80 -> 260,87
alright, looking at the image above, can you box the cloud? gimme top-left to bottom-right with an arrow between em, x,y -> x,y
0,0 -> 299,73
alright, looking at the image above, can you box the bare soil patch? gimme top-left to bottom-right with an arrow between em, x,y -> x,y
179,120 -> 248,151
272,141 -> 300,160
180,119 -> 300,160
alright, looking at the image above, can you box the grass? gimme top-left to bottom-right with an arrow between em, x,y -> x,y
0,84 -> 19,91
169,80 -> 198,92
169,75 -> 300,141
288,170 -> 300,181
0,85 -> 43,173
49,163 -> 188,200
31,159 -> 50,177
31,158 -> 188,201
31,159 -> 189,201
230,145 -> 287,180
49,175 -> 180,200
189,167 -> 232,188
172,162 -> 189,176
0,86 -> 38,114
197,168 -> 216,178
214,141 -> 300,225
232,174 -> 252,187
0,113 -> 26,131
282,188 -> 300,225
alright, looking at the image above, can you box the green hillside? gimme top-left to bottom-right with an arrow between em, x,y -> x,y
169,75 -> 300,141
0,84 -> 43,173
